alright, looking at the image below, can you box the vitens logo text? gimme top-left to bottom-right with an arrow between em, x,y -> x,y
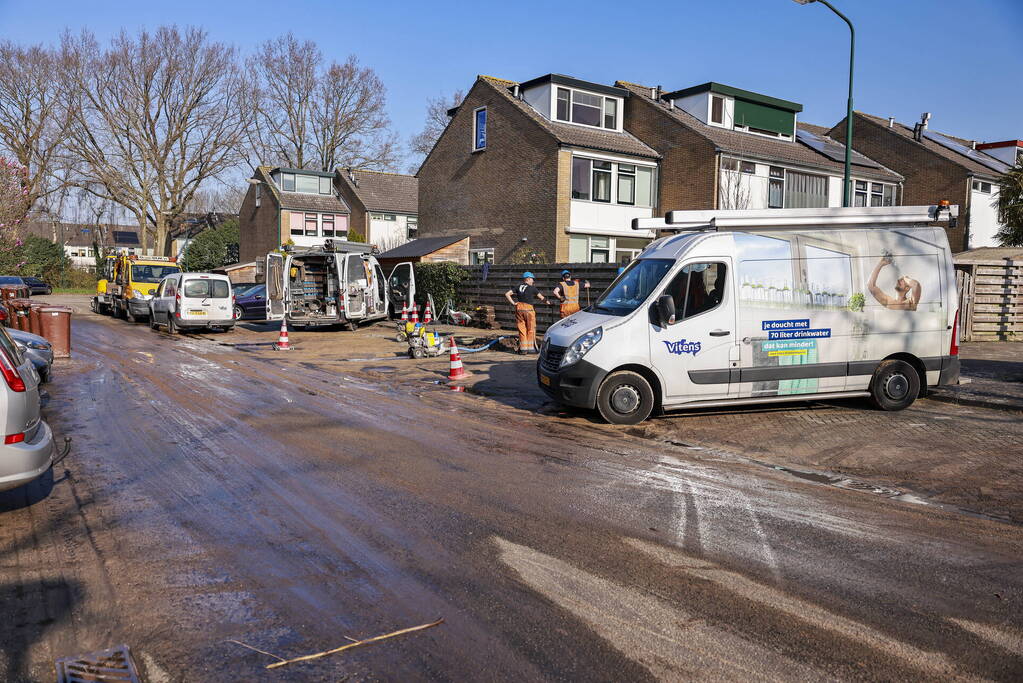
663,339 -> 701,356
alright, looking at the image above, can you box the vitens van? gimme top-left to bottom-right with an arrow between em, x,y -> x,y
148,272 -> 235,333
265,240 -> 414,329
538,206 -> 961,424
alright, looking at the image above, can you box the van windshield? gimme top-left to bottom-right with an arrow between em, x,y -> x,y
132,265 -> 180,283
183,279 -> 230,298
593,259 -> 674,316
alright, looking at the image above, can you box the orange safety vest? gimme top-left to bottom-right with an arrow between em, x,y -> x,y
561,281 -> 579,305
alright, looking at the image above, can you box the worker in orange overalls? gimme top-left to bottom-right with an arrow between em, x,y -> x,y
504,271 -> 546,354
552,269 -> 590,318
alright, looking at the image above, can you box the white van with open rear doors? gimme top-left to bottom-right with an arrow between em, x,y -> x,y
539,205 -> 962,424
265,240 -> 415,330
148,272 -> 235,333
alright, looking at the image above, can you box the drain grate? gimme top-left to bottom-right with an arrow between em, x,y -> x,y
56,644 -> 140,683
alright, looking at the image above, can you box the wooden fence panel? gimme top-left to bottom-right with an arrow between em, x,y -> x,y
954,260 -> 1020,341
456,263 -> 621,333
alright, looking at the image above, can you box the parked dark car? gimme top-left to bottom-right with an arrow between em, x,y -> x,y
22,277 -> 52,296
0,275 -> 27,288
233,284 -> 266,320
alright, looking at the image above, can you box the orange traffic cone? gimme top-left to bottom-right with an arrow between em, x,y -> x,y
273,318 -> 292,351
448,336 -> 469,381
423,300 -> 433,324
400,303 -> 408,321
410,305 -> 419,324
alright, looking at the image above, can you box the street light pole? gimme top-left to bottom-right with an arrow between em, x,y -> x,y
794,0 -> 855,207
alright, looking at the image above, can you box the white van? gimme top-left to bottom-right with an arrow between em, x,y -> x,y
148,272 -> 235,333
539,206 -> 961,424
265,240 -> 414,330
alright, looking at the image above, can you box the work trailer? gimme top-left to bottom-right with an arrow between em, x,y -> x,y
539,205 -> 962,424
265,240 -> 415,330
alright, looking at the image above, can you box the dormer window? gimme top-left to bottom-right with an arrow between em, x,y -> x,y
278,171 -> 335,195
710,96 -> 724,125
555,87 -> 619,130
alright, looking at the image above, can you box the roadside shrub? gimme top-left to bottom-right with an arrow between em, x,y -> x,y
413,262 -> 469,309
182,219 -> 239,272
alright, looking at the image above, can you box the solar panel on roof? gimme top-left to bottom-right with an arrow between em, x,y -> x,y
112,231 -> 140,245
921,130 -> 1011,175
795,129 -> 882,169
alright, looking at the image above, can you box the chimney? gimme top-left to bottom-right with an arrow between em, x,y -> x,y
650,86 -> 656,99
513,84 -> 520,99
668,99 -> 675,110
888,116 -> 895,127
920,112 -> 930,130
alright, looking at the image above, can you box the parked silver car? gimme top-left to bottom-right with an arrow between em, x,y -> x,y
8,329 -> 53,383
0,326 -> 54,492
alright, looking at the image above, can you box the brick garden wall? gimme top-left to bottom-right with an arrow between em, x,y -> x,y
455,263 -> 622,333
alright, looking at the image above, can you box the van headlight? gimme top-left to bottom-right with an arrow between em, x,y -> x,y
132,289 -> 150,300
560,327 -> 602,368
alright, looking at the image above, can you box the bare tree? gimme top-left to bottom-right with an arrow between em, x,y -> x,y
60,27 -> 250,256
408,90 -> 464,170
718,157 -> 753,210
0,42 -> 73,214
247,34 -> 396,172
186,185 -> 247,214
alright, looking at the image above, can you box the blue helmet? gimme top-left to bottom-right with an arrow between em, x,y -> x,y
522,271 -> 535,279
561,269 -> 571,277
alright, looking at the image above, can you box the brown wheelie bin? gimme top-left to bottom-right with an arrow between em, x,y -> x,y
39,306 -> 73,358
10,299 -> 31,331
29,301 -> 47,336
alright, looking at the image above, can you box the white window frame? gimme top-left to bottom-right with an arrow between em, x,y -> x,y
553,86 -> 622,132
406,217 -> 418,239
569,154 -> 657,208
972,180 -> 992,194
472,106 -> 487,152
470,248 -> 494,265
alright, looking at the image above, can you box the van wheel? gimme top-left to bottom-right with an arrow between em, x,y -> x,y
597,370 -> 655,425
125,306 -> 136,323
869,359 -> 919,411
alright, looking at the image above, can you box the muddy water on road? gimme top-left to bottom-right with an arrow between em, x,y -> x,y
3,312 -> 1023,681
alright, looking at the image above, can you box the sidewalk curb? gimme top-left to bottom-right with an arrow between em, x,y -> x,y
926,390 -> 1023,414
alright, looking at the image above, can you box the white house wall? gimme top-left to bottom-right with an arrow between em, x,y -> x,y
522,84 -> 552,120
719,160 -> 896,210
969,185 -> 1002,248
368,214 -> 415,251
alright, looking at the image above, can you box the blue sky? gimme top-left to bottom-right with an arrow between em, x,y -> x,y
2,0 -> 1021,170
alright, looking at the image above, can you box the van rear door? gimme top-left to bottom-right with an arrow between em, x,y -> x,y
179,276 -> 231,321
387,262 -> 415,311
265,253 -> 286,321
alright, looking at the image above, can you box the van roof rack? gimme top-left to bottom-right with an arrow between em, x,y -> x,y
632,205 -> 958,233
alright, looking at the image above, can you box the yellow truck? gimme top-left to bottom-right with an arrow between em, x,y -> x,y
94,254 -> 181,322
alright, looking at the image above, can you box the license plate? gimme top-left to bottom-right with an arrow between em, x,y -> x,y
539,373 -> 551,386
189,309 -> 207,316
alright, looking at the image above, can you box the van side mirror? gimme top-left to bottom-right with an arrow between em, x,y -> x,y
656,295 -> 676,327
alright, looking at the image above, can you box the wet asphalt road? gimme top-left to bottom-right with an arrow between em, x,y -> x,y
2,312 -> 1023,681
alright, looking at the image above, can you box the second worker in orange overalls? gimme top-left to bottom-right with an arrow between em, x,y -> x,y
552,269 -> 590,318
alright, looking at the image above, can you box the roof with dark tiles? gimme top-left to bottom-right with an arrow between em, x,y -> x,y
616,81 -> 902,182
477,75 -> 660,160
847,112 -> 1009,180
336,169 -> 418,214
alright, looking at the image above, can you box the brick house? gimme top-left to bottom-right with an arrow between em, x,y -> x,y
828,113 -> 1013,251
417,74 -> 661,265
238,166 -> 351,263
335,169 -> 418,252
615,81 -> 903,214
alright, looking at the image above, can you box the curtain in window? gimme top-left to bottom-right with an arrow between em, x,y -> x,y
784,171 -> 828,208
